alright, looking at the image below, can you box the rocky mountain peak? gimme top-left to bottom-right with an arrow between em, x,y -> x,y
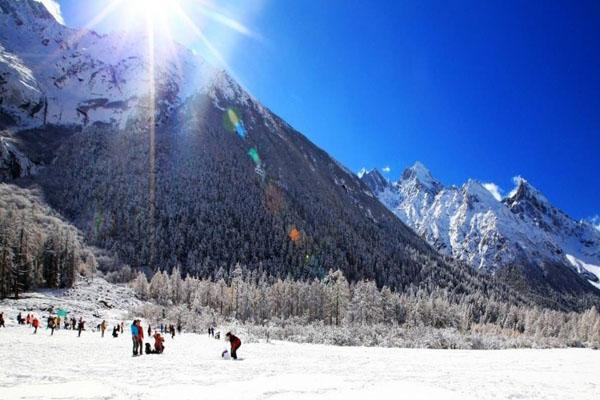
358,168 -> 388,193
400,161 -> 443,193
0,0 -> 57,26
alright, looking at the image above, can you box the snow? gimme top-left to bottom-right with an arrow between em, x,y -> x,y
0,325 -> 599,400
566,254 -> 600,290
2,279 -> 600,399
361,164 -> 600,284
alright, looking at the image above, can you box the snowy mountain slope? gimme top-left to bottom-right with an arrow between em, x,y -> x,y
0,0 -> 222,128
360,164 -> 600,295
0,277 -> 140,327
0,0 -> 499,300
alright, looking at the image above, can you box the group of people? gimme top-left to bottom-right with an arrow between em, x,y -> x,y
2,309 -> 242,360
130,319 -> 165,356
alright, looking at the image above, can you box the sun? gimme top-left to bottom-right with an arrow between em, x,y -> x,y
127,0 -> 176,23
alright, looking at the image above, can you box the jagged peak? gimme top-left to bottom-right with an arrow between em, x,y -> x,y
0,0 -> 58,25
401,161 -> 442,192
506,176 -> 550,206
462,179 -> 502,204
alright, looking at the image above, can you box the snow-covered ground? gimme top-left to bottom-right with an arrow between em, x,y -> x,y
1,323 -> 599,399
1,279 -> 599,399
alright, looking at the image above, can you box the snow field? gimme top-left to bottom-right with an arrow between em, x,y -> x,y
1,323 -> 599,400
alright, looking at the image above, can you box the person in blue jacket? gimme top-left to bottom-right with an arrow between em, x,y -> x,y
131,320 -> 139,356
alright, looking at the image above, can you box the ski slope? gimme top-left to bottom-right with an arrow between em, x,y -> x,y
1,323 -> 599,400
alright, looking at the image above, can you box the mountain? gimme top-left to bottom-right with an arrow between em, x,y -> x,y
360,163 -> 600,303
0,0 -> 218,129
0,0 -> 519,302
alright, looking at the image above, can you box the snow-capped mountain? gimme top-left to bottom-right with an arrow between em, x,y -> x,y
0,0 -> 229,128
1,0 -> 494,301
360,163 -> 600,293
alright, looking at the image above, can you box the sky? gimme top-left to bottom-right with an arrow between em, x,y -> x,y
48,0 -> 599,221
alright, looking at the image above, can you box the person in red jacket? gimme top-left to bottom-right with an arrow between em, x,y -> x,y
153,332 -> 165,354
137,321 -> 144,356
225,332 -> 241,360
32,317 -> 39,334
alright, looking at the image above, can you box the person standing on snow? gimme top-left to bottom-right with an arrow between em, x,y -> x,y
147,324 -> 152,337
100,320 -> 107,338
77,318 -> 85,337
130,320 -> 139,356
137,320 -> 145,356
49,317 -> 56,336
0,312 -> 5,328
32,316 -> 39,334
225,332 -> 242,360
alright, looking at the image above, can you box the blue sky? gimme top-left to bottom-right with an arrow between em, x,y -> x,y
51,0 -> 599,221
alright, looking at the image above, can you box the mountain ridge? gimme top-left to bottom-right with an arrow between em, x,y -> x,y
360,163 -> 600,301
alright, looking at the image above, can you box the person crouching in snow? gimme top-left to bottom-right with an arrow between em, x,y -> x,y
225,332 -> 241,360
153,331 -> 165,354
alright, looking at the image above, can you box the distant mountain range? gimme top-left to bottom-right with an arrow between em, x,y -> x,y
360,163 -> 600,303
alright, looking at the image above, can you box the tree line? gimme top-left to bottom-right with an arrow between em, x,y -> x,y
131,266 -> 600,347
0,184 -> 95,299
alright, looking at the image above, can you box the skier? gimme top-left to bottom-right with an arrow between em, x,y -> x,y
130,320 -> 139,356
225,332 -> 242,360
170,324 -> 175,339
17,312 -> 23,325
147,324 -> 152,337
112,325 -> 119,338
77,318 -> 85,337
0,312 -> 5,328
32,316 -> 39,334
177,322 -> 182,335
71,317 -> 77,330
100,320 -> 107,338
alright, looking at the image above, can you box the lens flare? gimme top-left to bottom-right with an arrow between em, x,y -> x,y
224,108 -> 247,139
289,227 -> 302,243
248,147 -> 261,166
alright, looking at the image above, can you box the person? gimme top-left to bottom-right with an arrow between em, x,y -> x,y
120,321 -> 124,333
49,317 -> 56,336
153,331 -> 165,354
137,320 -> 144,356
56,316 -> 61,330
64,319 -> 69,330
32,316 -> 39,334
160,323 -> 164,334
215,331 -> 220,340
147,324 -> 152,337
112,325 -> 119,338
77,318 -> 85,337
130,320 -> 139,356
225,332 -> 241,360
17,312 -> 23,325
100,320 -> 107,338
170,324 -> 175,339
0,312 -> 5,328
71,317 -> 77,330
177,322 -> 182,335
208,327 -> 211,337
47,315 -> 53,329
26,314 -> 31,325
